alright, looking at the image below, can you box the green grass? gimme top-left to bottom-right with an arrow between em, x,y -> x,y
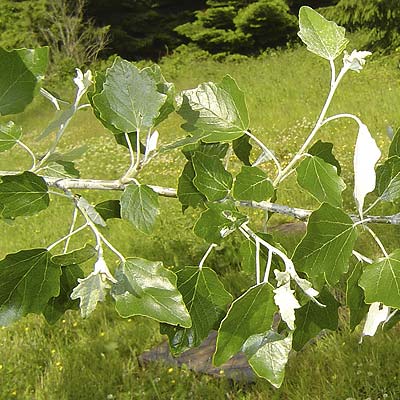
1,42 -> 400,399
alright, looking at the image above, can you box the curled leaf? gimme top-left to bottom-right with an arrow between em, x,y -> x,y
343,50 -> 372,73
353,123 -> 381,218
273,271 -> 301,330
361,302 -> 389,340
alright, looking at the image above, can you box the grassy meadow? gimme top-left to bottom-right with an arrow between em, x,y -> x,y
1,40 -> 400,399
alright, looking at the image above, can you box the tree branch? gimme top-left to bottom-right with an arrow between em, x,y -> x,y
43,176 -> 400,225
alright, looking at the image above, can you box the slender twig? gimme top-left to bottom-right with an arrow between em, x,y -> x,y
276,63 -> 350,185
364,225 -> 389,258
239,223 -> 323,305
352,250 -> 373,264
364,198 -> 381,215
255,238 -> 261,284
64,207 -> 79,253
329,59 -> 336,89
120,132 -> 136,183
263,249 -> 273,283
47,223 -> 88,252
78,203 -> 126,264
198,243 -> 217,270
16,140 -> 37,170
244,130 -> 282,178
320,113 -> 362,128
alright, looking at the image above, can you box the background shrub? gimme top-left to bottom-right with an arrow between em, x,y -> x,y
324,0 -> 400,52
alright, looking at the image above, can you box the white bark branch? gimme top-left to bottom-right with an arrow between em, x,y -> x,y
43,176 -> 400,225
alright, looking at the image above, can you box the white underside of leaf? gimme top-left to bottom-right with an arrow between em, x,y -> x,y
273,281 -> 301,330
361,302 -> 389,340
353,123 -> 381,218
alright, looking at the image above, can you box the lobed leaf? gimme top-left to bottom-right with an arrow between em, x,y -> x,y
293,203 -> 357,287
70,271 -> 111,318
0,249 -> 61,326
91,58 -> 167,133
0,47 -> 48,116
192,152 -> 233,201
0,171 -> 49,218
296,155 -> 346,207
112,258 -> 191,327
178,75 -> 249,139
213,283 -> 277,366
233,165 -> 274,202
161,266 -> 232,355
243,331 -> 292,388
359,249 -> 400,309
120,183 -> 160,234
298,6 -> 348,61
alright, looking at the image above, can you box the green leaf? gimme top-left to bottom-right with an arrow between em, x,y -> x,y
192,152 -> 233,201
161,266 -> 232,355
112,258 -> 191,327
91,57 -> 167,132
243,331 -> 292,388
43,264 -> 84,324
296,155 -> 346,207
142,64 -> 176,127
95,200 -> 121,221
194,201 -> 247,244
346,262 -> 368,331
39,161 -> 80,179
213,283 -> 277,366
293,288 -> 339,351
0,121 -> 22,152
359,249 -> 400,309
88,71 -> 120,135
51,244 -> 97,266
178,75 -> 249,138
183,141 -> 229,160
389,127 -> 400,157
177,161 -> 206,208
120,184 -> 159,234
240,238 -> 264,277
292,203 -> 357,287
70,271 -> 111,318
0,249 -> 61,326
77,197 -> 106,227
47,146 -> 88,163
0,47 -> 49,115
161,135 -> 203,153
233,165 -> 274,202
298,6 -> 348,61
308,140 -> 341,175
0,171 -> 49,218
375,156 -> 400,202
233,135 -> 252,166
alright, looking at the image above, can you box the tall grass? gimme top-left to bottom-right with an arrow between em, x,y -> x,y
1,41 -> 400,399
